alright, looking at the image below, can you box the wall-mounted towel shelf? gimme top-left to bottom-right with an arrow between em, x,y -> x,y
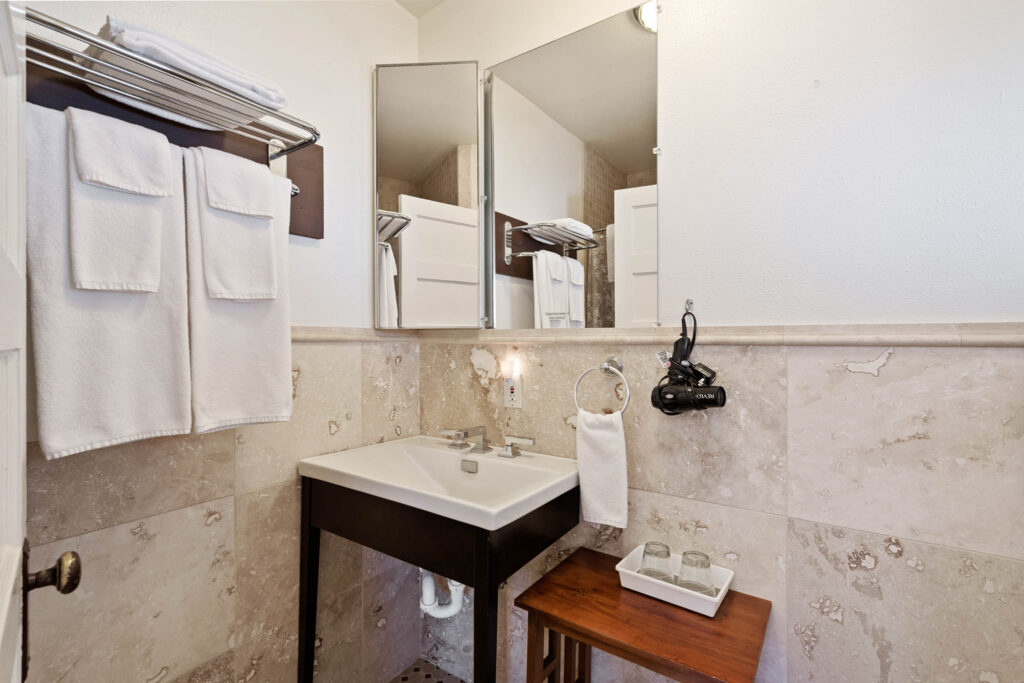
24,8 -> 320,160
504,221 -> 599,265
377,210 -> 411,242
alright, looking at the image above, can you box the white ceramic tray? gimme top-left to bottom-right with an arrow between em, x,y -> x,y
615,544 -> 734,617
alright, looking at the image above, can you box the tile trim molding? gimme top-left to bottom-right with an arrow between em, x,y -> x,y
292,323 -> 1024,348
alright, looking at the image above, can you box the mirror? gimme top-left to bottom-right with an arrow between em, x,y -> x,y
484,7 -> 658,329
374,61 -> 481,329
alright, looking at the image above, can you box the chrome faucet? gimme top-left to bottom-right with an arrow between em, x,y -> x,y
440,426 -> 491,453
499,435 -> 535,458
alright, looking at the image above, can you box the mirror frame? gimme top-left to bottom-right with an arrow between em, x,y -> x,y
372,60 -> 484,330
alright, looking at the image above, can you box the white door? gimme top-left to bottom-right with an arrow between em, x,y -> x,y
0,2 -> 25,680
614,184 -> 658,327
397,194 -> 479,328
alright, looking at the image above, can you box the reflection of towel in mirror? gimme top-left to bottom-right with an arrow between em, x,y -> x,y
377,242 -> 399,327
565,256 -> 585,328
576,409 -> 628,528
532,250 -> 568,328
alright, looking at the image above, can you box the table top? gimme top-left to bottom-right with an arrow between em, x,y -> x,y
514,548 -> 771,683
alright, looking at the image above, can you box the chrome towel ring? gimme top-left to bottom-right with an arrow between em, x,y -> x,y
573,357 -> 630,413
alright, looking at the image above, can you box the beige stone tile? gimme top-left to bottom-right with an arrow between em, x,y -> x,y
623,489 -> 786,683
787,346 -> 1024,558
363,561 -> 422,682
361,341 -> 420,444
234,482 -> 301,650
591,650 -> 674,683
319,532 -> 363,596
620,344 -> 788,515
27,498 -> 235,683
235,343 -> 363,494
363,546 -> 408,581
315,584 -> 361,680
232,619 -> 298,683
169,651 -> 234,683
27,431 -> 235,545
787,519 -> 1024,683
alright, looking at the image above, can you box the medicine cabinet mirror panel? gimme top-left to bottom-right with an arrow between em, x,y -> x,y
374,61 -> 481,329
485,8 -> 658,329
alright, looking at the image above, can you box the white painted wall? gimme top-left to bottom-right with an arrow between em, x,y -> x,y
33,1 -> 418,327
422,0 -> 1024,325
492,76 -> 583,222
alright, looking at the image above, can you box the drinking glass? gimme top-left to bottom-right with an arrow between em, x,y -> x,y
677,550 -> 715,595
638,541 -> 673,582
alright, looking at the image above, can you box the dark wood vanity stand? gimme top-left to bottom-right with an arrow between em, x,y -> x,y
514,549 -> 771,683
297,477 -> 581,683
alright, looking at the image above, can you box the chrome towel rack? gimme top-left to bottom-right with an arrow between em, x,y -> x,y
573,356 -> 630,414
504,221 -> 600,265
24,8 -> 320,160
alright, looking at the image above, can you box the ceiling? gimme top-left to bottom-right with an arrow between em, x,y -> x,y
491,10 -> 657,175
376,62 -> 478,183
396,0 -> 446,18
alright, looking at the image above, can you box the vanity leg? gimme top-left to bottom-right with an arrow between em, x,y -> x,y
297,478 -> 321,683
473,579 -> 499,683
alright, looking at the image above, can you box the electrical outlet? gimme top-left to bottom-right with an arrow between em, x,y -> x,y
504,375 -> 523,408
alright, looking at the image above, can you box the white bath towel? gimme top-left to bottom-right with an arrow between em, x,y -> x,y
27,104 -> 191,459
66,107 -> 172,292
196,147 -> 277,300
530,217 -> 594,245
576,409 -> 628,528
565,256 -> 585,328
377,242 -> 399,327
83,16 -> 287,130
184,147 -> 292,433
532,250 -> 568,329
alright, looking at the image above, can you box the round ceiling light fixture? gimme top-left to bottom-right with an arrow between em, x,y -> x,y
634,1 -> 658,34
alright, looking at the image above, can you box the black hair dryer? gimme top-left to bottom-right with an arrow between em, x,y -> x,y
651,302 -> 727,415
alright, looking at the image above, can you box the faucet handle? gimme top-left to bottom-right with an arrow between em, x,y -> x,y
439,429 -> 470,449
500,435 -> 535,458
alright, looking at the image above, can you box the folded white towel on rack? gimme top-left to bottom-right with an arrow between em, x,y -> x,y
576,409 -> 628,528
377,242 -> 399,327
565,256 -> 585,327
27,103 -> 191,459
66,107 -> 172,292
83,16 -> 287,130
195,147 -> 277,300
530,218 -> 594,245
532,250 -> 568,329
184,147 -> 292,434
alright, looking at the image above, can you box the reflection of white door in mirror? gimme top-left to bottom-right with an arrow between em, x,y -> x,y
397,194 -> 479,328
614,184 -> 658,327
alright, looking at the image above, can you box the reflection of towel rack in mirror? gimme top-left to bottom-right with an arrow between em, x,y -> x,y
377,210 -> 412,241
573,356 -> 630,413
24,7 -> 320,163
504,221 -> 600,265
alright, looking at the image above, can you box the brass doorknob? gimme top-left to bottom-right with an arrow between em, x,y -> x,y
27,551 -> 81,594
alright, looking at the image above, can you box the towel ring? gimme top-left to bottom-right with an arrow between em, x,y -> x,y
573,357 -> 630,413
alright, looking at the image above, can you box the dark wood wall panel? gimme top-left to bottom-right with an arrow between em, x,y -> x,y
494,211 -> 567,281
26,64 -> 324,239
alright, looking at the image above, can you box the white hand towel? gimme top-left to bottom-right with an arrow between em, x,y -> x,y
195,147 -> 277,300
576,409 -> 628,528
184,147 -> 292,433
66,107 -> 172,292
82,16 -> 287,131
532,250 -> 568,329
27,104 -> 191,459
565,256 -> 585,327
377,242 -> 399,327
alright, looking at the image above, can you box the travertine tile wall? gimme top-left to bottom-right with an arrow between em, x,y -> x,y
378,176 -> 417,213
25,340 -> 422,683
582,145 -> 625,328
417,341 -> 1024,683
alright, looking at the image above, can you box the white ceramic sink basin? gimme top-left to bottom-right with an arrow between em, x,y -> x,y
298,435 -> 578,531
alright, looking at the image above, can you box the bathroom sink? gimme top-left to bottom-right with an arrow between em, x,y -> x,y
297,435 -> 578,531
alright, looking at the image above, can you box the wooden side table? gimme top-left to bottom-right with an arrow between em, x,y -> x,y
514,548 -> 771,682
